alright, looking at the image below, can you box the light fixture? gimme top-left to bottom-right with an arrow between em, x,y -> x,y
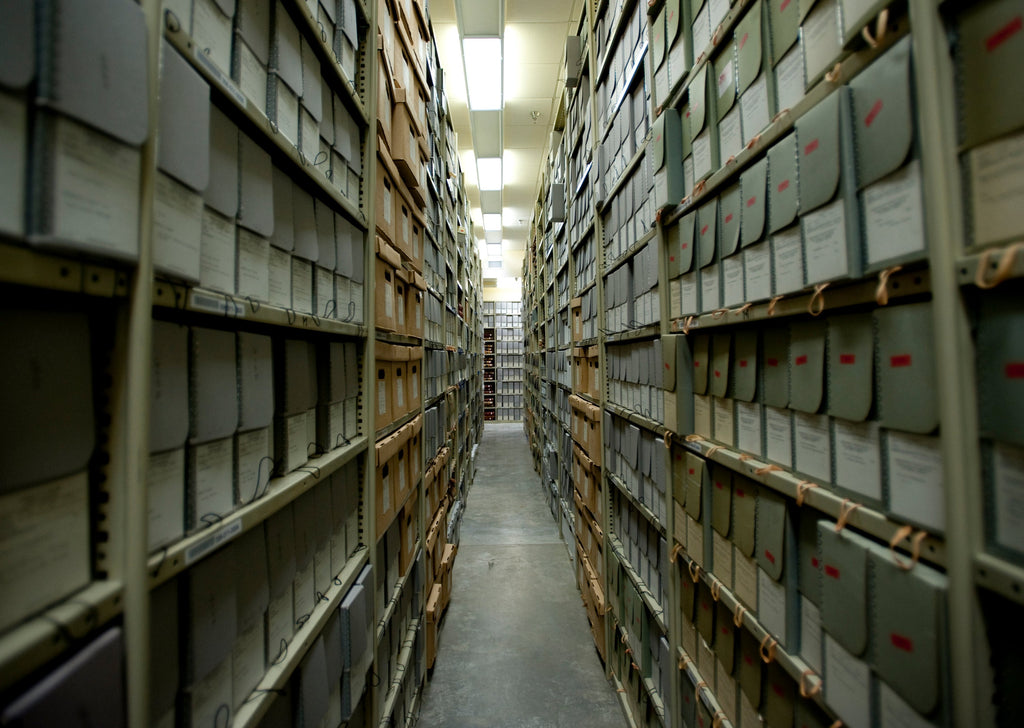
483,213 -> 502,231
462,37 -> 503,110
477,157 -> 503,191
487,244 -> 502,258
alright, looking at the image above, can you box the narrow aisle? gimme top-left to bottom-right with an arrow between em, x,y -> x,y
417,424 -> 626,728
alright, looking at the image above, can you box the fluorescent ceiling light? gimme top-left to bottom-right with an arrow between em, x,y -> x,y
483,213 -> 502,231
487,244 -> 502,258
463,37 -> 503,110
477,157 -> 503,191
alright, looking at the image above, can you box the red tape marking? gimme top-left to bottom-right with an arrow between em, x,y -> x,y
839,354 -> 856,364
987,16 -> 1022,53
795,354 -> 808,365
825,565 -> 840,579
865,99 -> 883,127
890,354 -> 912,368
891,633 -> 914,652
804,139 -> 819,155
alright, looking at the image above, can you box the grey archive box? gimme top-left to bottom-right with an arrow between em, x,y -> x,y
652,108 -> 685,209
711,332 -> 732,398
875,302 -> 939,434
190,326 -> 239,444
869,545 -> 950,719
692,333 -> 711,394
696,578 -> 716,645
788,319 -> 826,414
732,476 -> 757,558
741,157 -> 768,248
977,287 -> 1024,446
761,324 -> 790,407
710,461 -> 733,538
720,182 -> 743,259
756,487 -> 786,581
737,627 -> 763,708
818,520 -> 872,657
732,329 -> 759,402
767,132 -> 799,234
685,451 -> 705,520
797,508 -> 823,606
762,660 -> 796,728
663,333 -> 696,436
826,312 -> 873,422
697,196 -> 719,270
715,598 -> 736,670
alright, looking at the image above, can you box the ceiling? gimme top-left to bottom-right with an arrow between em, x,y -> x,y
429,0 -> 585,282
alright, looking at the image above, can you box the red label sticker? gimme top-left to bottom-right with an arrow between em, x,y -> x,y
804,139 -> 819,155
702,224 -> 710,236
839,354 -> 856,364
670,255 -> 676,262
681,242 -> 689,249
765,549 -> 776,564
768,358 -> 779,367
702,600 -> 711,611
747,196 -> 757,207
745,655 -> 754,665
987,16 -> 1022,52
695,361 -> 701,367
740,360 -> 748,368
725,213 -> 734,224
740,33 -> 749,50
825,565 -> 840,579
795,355 -> 808,365
716,481 -> 723,489
865,99 -> 884,127
657,134 -> 662,142
723,626 -> 731,634
689,468 -> 696,475
890,354 -> 912,368
891,633 -> 914,652
778,179 -> 790,192
773,684 -> 786,697
811,557 -> 820,568
666,362 -> 671,369
714,370 -> 721,378
736,489 -> 746,497
1006,363 -> 1024,379
780,0 -> 791,9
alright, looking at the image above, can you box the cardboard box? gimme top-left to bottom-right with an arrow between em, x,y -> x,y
375,152 -> 399,244
394,269 -> 409,335
399,489 -> 418,576
406,272 -> 426,339
374,236 -> 402,332
375,431 -> 403,535
374,341 -> 394,430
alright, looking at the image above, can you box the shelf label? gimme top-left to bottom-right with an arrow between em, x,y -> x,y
193,47 -> 248,110
185,518 -> 243,566
190,289 -> 245,317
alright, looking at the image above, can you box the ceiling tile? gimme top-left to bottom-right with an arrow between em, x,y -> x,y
507,0 -> 578,24
503,97 -> 556,126
504,23 -> 573,66
507,63 -> 559,101
503,123 -> 549,149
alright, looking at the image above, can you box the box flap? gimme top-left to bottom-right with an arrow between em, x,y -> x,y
755,487 -> 786,581
875,302 -> 939,433
826,312 -> 873,422
788,320 -> 826,413
740,156 -> 768,247
818,520 -> 870,656
698,197 -> 718,268
796,88 -> 842,213
767,132 -> 799,233
732,329 -> 758,402
761,324 -> 790,407
719,182 -> 742,258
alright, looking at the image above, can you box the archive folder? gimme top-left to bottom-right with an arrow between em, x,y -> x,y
30,0 -> 148,260
818,520 -> 870,656
788,320 -> 826,413
714,40 -> 742,165
205,106 -> 239,218
875,302 -> 938,434
732,477 -> 757,558
652,108 -> 685,209
0,0 -> 32,236
737,0 -> 775,146
826,312 -> 873,422
711,333 -> 732,399
977,289 -> 1024,446
756,488 -> 786,582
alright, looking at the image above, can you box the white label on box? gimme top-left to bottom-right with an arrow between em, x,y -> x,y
733,547 -> 758,611
200,207 -> 236,294
693,6 -> 711,55
0,91 -> 26,236
383,184 -> 392,224
698,637 -> 717,688
669,38 -> 689,87
794,412 -> 832,482
236,228 -> 270,301
385,280 -> 394,317
275,80 -> 300,146
154,172 -> 203,282
52,117 -> 141,258
863,159 -> 926,265
709,0 -> 730,29
681,272 -> 700,316
0,473 -> 91,630
396,375 -> 405,408
192,437 -> 234,524
149,449 -> 185,551
701,264 -> 721,312
714,397 -> 735,446
316,267 -> 333,317
266,590 -> 293,663
886,431 -> 945,532
834,419 -> 882,501
758,568 -> 787,645
803,198 -> 848,283
717,58 -> 735,101
232,618 -> 265,708
267,247 -> 292,308
655,63 -> 670,107
713,530 -> 734,589
293,560 -> 315,623
969,131 -> 1024,246
772,226 -> 804,295
655,169 -> 669,208
378,382 -> 387,415
775,42 -> 806,111
736,401 -> 763,457
693,129 -> 713,181
995,442 -> 1024,554
825,634 -> 871,728
192,0 -> 233,73
723,254 -> 745,306
189,657 -> 233,728
719,105 -> 744,163
237,427 -> 271,505
687,514 -> 704,567
741,73 -> 771,146
300,110 -> 320,164
329,401 -> 345,447
285,412 -> 308,471
800,594 -> 823,674
744,241 -> 772,301
238,42 -> 269,110
765,406 -> 793,467
291,259 -> 313,314
803,0 -> 842,86
695,394 -> 713,439
684,154 -> 695,198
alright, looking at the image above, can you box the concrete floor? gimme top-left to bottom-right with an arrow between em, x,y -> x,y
416,423 -> 627,728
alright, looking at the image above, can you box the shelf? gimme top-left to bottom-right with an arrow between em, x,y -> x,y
596,0 -> 640,85
610,672 -> 642,728
148,436 -> 368,589
614,621 -> 668,723
375,408 -> 423,442
600,37 -> 650,142
284,0 -> 368,124
609,472 -> 667,536
152,281 -> 368,337
575,391 -> 601,408
0,581 -> 123,693
603,324 -> 661,344
675,645 -> 737,728
678,550 -> 833,723
669,265 -> 930,334
605,228 -> 658,276
163,22 -> 368,230
376,330 -> 424,346
662,19 -> 908,228
609,535 -> 668,634
0,242 -> 132,298
680,436 -> 947,569
956,241 -> 1024,288
598,136 -> 650,209
975,552 -> 1024,606
232,546 -> 369,728
574,279 -> 597,298
376,545 -> 422,645
376,617 -> 423,728
605,402 -> 665,437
